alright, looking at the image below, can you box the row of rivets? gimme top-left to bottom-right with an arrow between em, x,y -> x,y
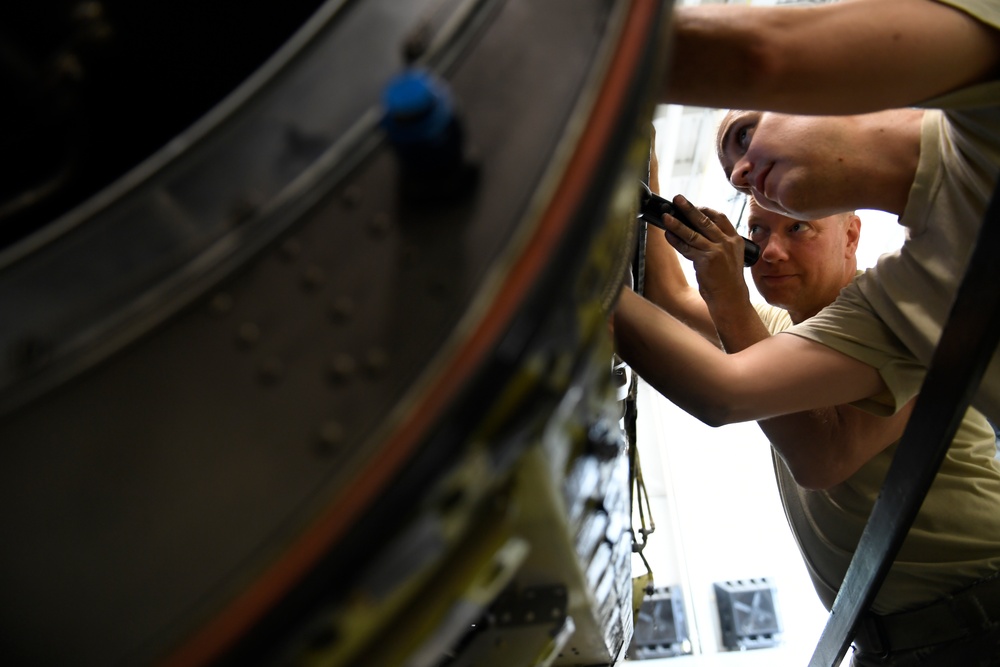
203,189 -> 406,458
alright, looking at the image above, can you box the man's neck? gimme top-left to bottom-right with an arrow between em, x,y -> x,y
786,266 -> 859,324
853,109 -> 924,215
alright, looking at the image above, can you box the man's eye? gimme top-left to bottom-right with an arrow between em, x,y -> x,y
736,124 -> 754,150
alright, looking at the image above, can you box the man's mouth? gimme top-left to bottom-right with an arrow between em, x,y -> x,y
759,273 -> 794,283
753,164 -> 773,200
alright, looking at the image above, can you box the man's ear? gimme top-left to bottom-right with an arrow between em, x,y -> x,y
845,214 -> 862,256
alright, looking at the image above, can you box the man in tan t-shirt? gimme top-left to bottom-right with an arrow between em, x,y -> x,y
641,150 -> 1000,662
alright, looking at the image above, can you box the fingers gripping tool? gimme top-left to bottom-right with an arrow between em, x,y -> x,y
638,182 -> 761,267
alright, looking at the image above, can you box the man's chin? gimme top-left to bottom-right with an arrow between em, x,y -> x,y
757,288 -> 794,310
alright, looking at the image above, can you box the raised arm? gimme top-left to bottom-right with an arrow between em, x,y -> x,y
644,223 -> 722,343
643,136 -> 719,342
658,196 -> 769,352
665,0 -> 1000,114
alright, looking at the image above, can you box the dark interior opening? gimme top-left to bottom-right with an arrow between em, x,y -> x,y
1,0 -> 327,250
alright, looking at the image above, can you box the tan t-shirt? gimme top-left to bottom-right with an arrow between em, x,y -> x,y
757,301 -> 1000,614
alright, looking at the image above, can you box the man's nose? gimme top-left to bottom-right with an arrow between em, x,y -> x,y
760,236 -> 787,261
730,157 -> 751,190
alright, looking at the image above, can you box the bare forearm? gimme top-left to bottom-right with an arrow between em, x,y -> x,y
613,288 -> 740,426
644,135 -> 717,342
702,289 -> 766,353
644,229 -> 719,343
665,0 -> 1000,114
612,289 -> 888,425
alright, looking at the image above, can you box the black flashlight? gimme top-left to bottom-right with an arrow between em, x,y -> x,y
638,182 -> 760,267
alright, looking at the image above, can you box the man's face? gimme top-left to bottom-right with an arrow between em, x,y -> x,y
717,111 -> 853,220
746,201 -> 860,323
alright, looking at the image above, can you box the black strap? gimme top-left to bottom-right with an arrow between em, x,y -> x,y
808,177 -> 1000,667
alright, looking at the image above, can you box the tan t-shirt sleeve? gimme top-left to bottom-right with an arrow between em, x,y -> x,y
783,282 -> 927,416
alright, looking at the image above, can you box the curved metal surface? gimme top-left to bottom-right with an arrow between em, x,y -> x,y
0,0 -> 672,665
0,0 -> 492,413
